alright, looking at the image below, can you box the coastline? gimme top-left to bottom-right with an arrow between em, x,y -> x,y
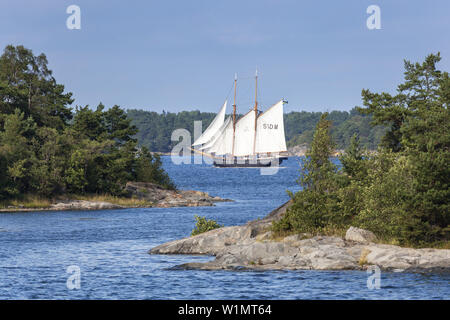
150,201 -> 450,273
0,182 -> 231,213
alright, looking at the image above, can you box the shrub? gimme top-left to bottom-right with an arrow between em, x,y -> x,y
354,152 -> 415,243
191,215 -> 223,236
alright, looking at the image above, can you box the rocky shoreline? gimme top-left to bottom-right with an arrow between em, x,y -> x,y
123,182 -> 231,208
150,201 -> 450,273
288,145 -> 344,157
0,182 -> 231,213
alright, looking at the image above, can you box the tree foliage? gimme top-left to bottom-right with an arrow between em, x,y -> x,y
299,113 -> 337,192
0,45 -> 175,200
0,45 -> 73,130
273,113 -> 342,234
191,215 -> 223,236
274,53 -> 449,246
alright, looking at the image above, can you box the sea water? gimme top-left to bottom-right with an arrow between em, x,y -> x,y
0,156 -> 448,299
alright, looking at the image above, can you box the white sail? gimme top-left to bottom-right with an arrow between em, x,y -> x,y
233,110 -> 256,157
192,100 -> 227,146
255,100 -> 287,154
204,117 -> 234,155
199,116 -> 231,150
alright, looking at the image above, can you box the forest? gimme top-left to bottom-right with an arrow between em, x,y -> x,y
0,45 -> 174,203
273,53 -> 449,247
127,107 -> 386,153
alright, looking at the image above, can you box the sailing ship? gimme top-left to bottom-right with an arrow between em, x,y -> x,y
192,70 -> 289,167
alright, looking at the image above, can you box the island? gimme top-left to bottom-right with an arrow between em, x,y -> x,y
150,201 -> 450,273
0,181 -> 230,212
0,45 -> 232,212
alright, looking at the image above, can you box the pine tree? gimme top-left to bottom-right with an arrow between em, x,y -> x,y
340,133 -> 366,179
273,113 -> 340,234
299,113 -> 337,192
0,45 -> 73,130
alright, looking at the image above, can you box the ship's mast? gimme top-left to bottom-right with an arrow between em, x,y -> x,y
232,73 -> 237,157
252,68 -> 258,156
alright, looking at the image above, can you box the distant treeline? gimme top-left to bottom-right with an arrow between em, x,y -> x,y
127,108 -> 386,153
284,109 -> 385,149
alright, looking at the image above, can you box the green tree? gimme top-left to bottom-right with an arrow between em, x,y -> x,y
65,149 -> 88,194
299,113 -> 337,192
273,53 -> 449,246
356,53 -> 450,245
0,45 -> 177,201
0,109 -> 36,196
354,152 -> 417,243
135,147 -> 175,190
29,127 -> 68,196
340,133 -> 367,179
0,45 -> 73,130
104,105 -> 138,143
357,53 -> 444,152
72,104 -> 107,141
273,113 -> 341,234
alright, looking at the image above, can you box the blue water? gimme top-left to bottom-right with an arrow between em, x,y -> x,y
0,156 -> 448,299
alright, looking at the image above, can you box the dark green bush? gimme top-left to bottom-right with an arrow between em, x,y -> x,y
191,215 -> 223,236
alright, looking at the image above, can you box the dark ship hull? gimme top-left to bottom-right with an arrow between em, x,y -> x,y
213,157 -> 288,168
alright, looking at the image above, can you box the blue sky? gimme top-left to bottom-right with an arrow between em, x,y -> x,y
1,0 -> 449,113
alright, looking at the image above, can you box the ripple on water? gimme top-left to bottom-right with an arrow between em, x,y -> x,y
0,157 -> 449,299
